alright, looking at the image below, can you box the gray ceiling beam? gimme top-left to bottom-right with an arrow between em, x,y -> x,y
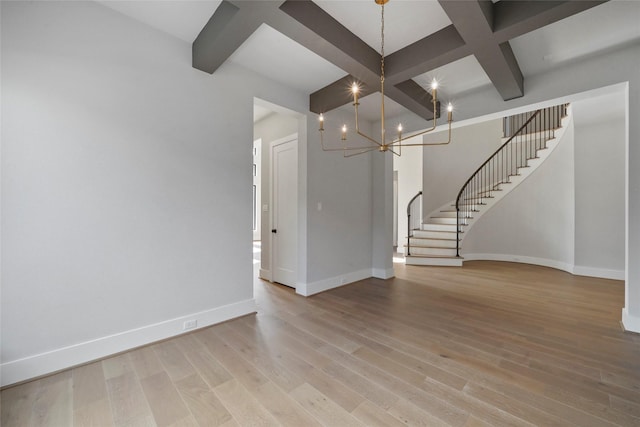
438,0 -> 524,100
384,25 -> 470,84
192,0 -> 609,118
275,0 -> 438,118
193,1 -> 285,74
310,0 -> 607,114
309,75 -> 375,116
277,1 -> 381,79
391,80 -> 441,120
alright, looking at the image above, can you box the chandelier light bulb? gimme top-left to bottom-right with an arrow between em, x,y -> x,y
397,124 -> 403,132
319,113 -> 324,131
447,103 -> 453,112
352,83 -> 359,94
447,103 -> 453,122
431,79 -> 438,90
341,124 -> 347,140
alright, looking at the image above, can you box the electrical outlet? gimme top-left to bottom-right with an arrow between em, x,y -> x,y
183,319 -> 197,331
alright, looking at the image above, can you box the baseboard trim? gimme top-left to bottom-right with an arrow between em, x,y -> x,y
573,265 -> 625,281
0,299 -> 257,387
463,253 -> 625,281
372,267 -> 395,280
622,308 -> 640,333
463,253 -> 574,274
296,269 -> 371,297
259,268 -> 272,281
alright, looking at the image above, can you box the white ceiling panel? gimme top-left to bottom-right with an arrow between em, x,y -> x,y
413,55 -> 493,103
314,0 -> 452,54
228,24 -> 347,94
98,0 -> 222,43
511,0 -> 640,78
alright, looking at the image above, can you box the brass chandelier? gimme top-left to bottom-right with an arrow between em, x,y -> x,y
319,0 -> 453,157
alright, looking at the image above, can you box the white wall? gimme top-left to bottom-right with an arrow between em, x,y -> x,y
463,120 -> 576,270
394,139 -> 422,254
0,0 -> 348,385
1,1 -> 383,384
302,109 -> 376,293
573,105 -> 626,276
422,120 -> 503,217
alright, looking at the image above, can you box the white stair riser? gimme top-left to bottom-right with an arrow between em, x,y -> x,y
421,223 -> 457,232
436,211 -> 458,218
408,238 -> 457,249
428,217 -> 458,225
412,230 -> 459,239
408,247 -> 457,257
405,256 -> 463,267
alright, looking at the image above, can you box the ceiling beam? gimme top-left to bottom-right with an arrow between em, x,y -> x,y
438,0 -> 524,100
277,0 -> 438,118
193,0 -> 609,118
193,1 -> 285,74
384,25 -> 470,84
277,1 -> 380,79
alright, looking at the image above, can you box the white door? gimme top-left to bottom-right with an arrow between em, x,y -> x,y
271,136 -> 297,287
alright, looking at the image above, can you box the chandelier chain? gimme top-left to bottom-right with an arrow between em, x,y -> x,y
380,2 -> 385,85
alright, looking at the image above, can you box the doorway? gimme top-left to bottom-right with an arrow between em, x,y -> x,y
270,135 -> 298,288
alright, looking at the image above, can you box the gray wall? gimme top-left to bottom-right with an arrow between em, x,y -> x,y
0,0 -> 377,384
422,120 -> 503,217
573,103 -> 626,274
463,120 -> 576,269
304,109 -> 375,287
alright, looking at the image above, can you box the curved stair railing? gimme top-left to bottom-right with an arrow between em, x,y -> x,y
406,191 -> 422,256
455,104 -> 568,257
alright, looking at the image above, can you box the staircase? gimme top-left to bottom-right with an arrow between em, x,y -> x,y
405,104 -> 571,267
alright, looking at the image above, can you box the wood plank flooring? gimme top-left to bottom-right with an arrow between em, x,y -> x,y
2,260 -> 640,426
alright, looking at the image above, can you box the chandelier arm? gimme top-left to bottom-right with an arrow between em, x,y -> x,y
388,122 -> 438,146
388,97 -> 439,146
343,147 -> 379,158
391,122 -> 452,147
353,104 -> 384,147
320,130 -> 379,151
387,145 -> 401,157
316,0 -> 454,158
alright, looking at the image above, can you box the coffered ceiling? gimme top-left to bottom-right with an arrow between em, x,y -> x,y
100,0 -> 640,122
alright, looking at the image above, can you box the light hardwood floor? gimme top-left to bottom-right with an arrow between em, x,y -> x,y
2,260 -> 640,426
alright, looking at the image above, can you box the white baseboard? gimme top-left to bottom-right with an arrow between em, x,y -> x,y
0,299 -> 256,387
622,308 -> 640,333
296,269 -> 371,297
463,253 -> 574,274
372,267 -> 395,280
573,265 -> 625,281
463,253 -> 625,281
259,268 -> 272,281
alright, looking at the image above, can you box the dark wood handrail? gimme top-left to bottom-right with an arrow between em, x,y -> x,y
455,110 -> 541,212
454,108 -> 547,257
